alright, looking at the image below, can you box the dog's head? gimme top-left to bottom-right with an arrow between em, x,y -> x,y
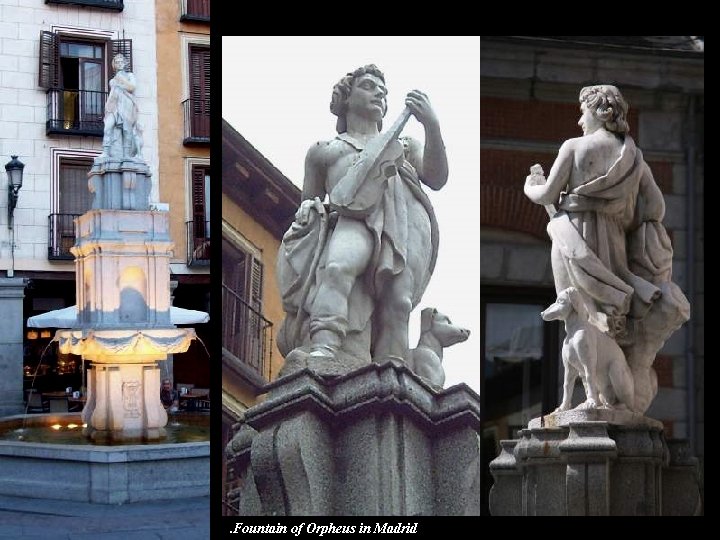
541,288 -> 575,322
542,287 -> 610,333
420,307 -> 470,347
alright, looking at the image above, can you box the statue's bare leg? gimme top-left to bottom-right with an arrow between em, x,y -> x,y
309,217 -> 373,358
100,115 -> 116,157
373,269 -> 415,362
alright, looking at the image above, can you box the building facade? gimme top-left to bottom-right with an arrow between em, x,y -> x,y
480,36 -> 704,512
154,0 -> 211,390
0,0 -> 211,415
0,0 -> 159,414
221,119 -> 300,513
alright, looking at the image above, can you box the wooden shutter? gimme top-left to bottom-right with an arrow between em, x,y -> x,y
39,31 -> 59,88
110,39 -> 133,73
189,46 -> 210,110
249,258 -> 263,310
191,165 -> 207,238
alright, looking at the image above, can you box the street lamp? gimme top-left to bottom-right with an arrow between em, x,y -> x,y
6,155 -> 25,229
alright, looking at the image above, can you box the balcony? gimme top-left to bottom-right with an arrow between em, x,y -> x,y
45,0 -> 123,11
222,284 -> 272,382
180,0 -> 210,22
187,220 -> 210,266
48,213 -> 80,260
183,98 -> 210,145
46,88 -> 106,137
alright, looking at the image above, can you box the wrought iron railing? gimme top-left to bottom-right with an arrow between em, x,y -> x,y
46,88 -> 107,136
187,220 -> 210,266
222,284 -> 272,380
182,98 -> 210,144
181,0 -> 210,21
45,0 -> 124,10
48,213 -> 80,260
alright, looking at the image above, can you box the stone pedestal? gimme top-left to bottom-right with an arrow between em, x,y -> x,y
489,412 -> 702,515
73,209 -> 173,329
88,158 -> 151,211
54,178 -> 198,441
226,361 -> 481,516
0,278 -> 26,417
81,361 -> 167,442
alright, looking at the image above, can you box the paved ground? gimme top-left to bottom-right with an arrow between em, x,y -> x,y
0,495 -> 210,539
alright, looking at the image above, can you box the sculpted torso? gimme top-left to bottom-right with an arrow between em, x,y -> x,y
304,136 -> 422,200
567,130 -> 623,190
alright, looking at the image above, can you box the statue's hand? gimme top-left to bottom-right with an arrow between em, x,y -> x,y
405,90 -> 439,129
295,197 -> 325,225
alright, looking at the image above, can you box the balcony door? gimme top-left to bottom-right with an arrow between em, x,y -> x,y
49,158 -> 94,259
59,41 -> 105,130
222,241 -> 264,375
188,45 -> 210,138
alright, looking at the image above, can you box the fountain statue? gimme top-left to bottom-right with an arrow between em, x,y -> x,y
50,54 -> 198,441
0,53 -> 209,504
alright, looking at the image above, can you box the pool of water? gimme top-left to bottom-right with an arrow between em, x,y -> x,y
0,413 -> 209,446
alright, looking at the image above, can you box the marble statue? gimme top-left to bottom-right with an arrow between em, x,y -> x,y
277,64 -> 448,374
524,85 -> 690,414
99,54 -> 142,160
409,307 -> 470,390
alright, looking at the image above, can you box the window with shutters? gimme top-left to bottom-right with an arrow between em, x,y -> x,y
180,0 -> 210,22
183,45 -> 210,144
48,152 -> 96,259
39,31 -> 132,136
45,0 -> 124,11
187,164 -> 210,266
222,238 -> 271,379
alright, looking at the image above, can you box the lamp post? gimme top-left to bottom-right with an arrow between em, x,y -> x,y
6,155 -> 24,230
5,155 -> 24,278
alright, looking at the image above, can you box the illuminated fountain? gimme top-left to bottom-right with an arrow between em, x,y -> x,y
0,55 -> 209,502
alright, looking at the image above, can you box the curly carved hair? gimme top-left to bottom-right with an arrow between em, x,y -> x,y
579,85 -> 629,134
330,64 -> 386,133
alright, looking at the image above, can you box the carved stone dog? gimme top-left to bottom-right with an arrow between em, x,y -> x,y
409,307 -> 470,389
541,287 -> 634,412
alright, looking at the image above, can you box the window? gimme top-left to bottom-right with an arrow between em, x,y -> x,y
45,0 -> 124,11
181,0 -> 210,21
222,236 -> 270,380
183,45 -> 210,144
39,31 -> 132,136
188,164 -> 211,265
49,151 -> 96,259
480,286 -> 560,514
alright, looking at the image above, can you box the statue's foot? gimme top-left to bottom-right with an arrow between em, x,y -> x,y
575,398 -> 598,410
553,404 -> 571,414
309,343 -> 337,360
372,354 -> 406,364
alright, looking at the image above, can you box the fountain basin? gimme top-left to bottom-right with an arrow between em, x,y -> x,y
0,413 -> 209,504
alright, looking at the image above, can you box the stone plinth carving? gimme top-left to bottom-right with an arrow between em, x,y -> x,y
225,362 -> 480,516
489,416 -> 702,515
